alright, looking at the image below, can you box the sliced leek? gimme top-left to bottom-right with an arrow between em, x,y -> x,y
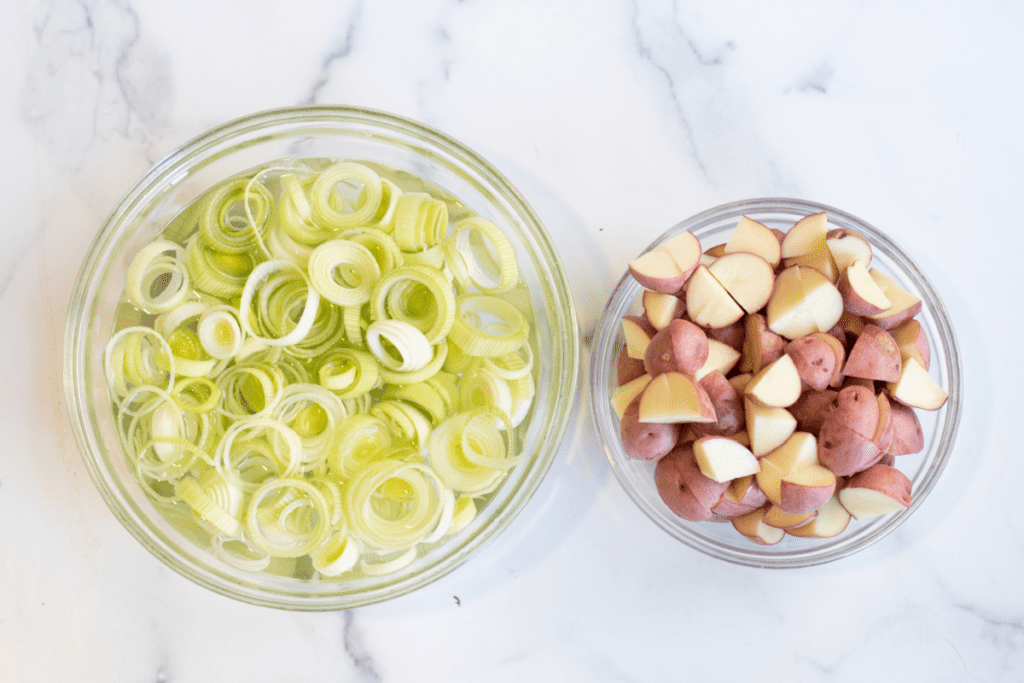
103,156 -> 542,582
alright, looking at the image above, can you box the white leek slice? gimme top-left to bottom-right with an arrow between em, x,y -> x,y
448,294 -> 530,358
370,265 -> 455,345
310,162 -> 384,230
446,216 -> 519,294
287,301 -> 347,360
377,340 -> 448,386
214,417 -> 303,493
239,260 -> 321,346
104,326 -> 175,397
170,377 -> 222,413
427,412 -> 507,496
317,348 -> 379,399
271,383 -> 347,472
245,477 -> 331,558
339,227 -> 404,273
366,179 -> 402,232
365,319 -> 434,372
199,175 -> 275,255
393,192 -> 448,252
327,413 -> 392,480
175,476 -> 243,537
197,306 -> 245,359
343,460 -> 444,550
311,528 -> 360,576
458,366 -> 514,418
370,399 -> 433,452
215,362 -> 284,419
124,240 -> 192,314
308,240 -> 382,307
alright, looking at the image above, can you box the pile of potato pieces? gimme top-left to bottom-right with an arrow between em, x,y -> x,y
610,213 -> 947,545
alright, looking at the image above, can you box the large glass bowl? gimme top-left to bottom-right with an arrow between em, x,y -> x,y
590,198 -> 961,568
64,106 -> 579,609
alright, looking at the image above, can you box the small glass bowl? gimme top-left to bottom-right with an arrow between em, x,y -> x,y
64,106 -> 579,609
590,198 -> 961,568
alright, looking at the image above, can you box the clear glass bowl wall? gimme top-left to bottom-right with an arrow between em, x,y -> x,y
590,198 -> 961,568
65,107 -> 579,609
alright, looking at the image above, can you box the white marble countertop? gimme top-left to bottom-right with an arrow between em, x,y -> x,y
3,1 -> 1022,681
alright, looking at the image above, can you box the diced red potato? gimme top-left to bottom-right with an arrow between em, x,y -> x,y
712,474 -> 768,518
841,376 -> 876,392
654,444 -> 730,522
637,372 -> 718,424
724,216 -> 781,268
825,228 -> 873,271
691,371 -> 745,438
740,313 -> 787,374
609,373 -> 651,418
785,335 -> 840,392
888,398 -> 925,455
643,319 -> 709,377
705,317 -> 746,351
890,318 -> 931,371
873,392 -> 896,455
642,289 -> 686,330
867,270 -> 923,330
785,496 -> 851,538
817,418 -> 885,477
627,231 -> 702,294
827,385 -> 880,441
789,389 -> 837,435
732,505 -> 786,545
842,324 -> 902,382
621,315 -> 657,359
617,344 -> 647,386
838,464 -> 912,519
619,398 -> 681,462
838,261 -> 892,316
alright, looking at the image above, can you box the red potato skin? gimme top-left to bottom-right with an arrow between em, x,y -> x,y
888,398 -> 925,455
789,389 -> 838,435
643,319 -> 710,377
617,344 -> 647,386
817,418 -> 886,476
844,464 -> 912,507
654,444 -> 730,522
779,479 -> 836,516
691,371 -> 745,438
705,318 -> 746,351
843,324 -> 902,382
785,336 -> 838,392
619,399 -> 682,462
828,385 -> 880,441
